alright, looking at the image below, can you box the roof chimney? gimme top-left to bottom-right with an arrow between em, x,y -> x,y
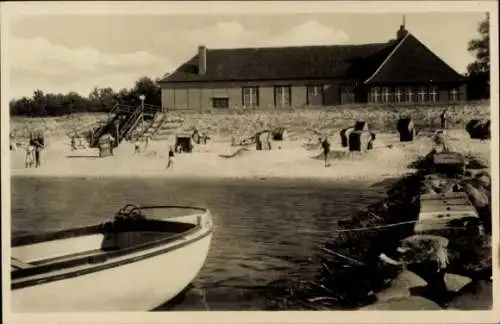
198,45 -> 207,76
397,15 -> 408,40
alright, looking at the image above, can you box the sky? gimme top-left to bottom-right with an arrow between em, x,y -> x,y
4,9 -> 488,100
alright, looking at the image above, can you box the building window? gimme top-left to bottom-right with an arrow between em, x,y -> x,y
394,88 -> 404,103
381,87 -> 392,103
429,87 -> 439,103
242,87 -> 259,108
417,87 -> 427,103
212,97 -> 229,109
406,87 -> 414,103
274,85 -> 291,107
307,85 -> 324,106
449,88 -> 459,101
370,87 -> 380,103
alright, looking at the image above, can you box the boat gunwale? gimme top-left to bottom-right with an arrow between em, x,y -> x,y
11,222 -> 213,290
11,224 -> 200,279
11,206 -> 212,289
11,205 -> 209,247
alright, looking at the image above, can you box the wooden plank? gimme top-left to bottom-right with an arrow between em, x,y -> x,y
415,190 -> 479,233
12,258 -> 34,270
418,211 -> 479,222
433,153 -> 465,165
420,192 -> 469,200
419,205 -> 477,214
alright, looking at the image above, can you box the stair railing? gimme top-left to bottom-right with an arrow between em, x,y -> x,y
118,105 -> 143,142
89,105 -> 121,146
125,112 -> 148,137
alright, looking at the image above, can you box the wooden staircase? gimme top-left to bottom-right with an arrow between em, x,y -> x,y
88,104 -> 163,147
141,113 -> 166,139
151,116 -> 185,140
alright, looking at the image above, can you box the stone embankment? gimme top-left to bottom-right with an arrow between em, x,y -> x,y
267,137 -> 492,311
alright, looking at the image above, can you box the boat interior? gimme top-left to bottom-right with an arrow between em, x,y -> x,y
11,206 -> 202,278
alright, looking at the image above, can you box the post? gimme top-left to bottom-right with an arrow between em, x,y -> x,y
115,122 -> 119,144
139,95 -> 146,136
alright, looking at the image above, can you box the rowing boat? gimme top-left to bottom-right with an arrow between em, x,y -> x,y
11,204 -> 213,312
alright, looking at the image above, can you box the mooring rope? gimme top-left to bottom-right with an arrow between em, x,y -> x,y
333,220 -> 418,232
332,219 -> 482,233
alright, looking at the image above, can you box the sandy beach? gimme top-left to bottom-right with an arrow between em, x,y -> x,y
10,129 -> 490,181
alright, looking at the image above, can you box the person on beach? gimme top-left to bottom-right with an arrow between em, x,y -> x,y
439,108 -> 448,130
432,130 -> 448,153
321,136 -> 331,167
367,132 -> 376,150
32,137 -> 44,168
166,146 -> 175,169
10,133 -> 16,151
70,135 -> 77,151
134,139 -> 140,154
25,144 -> 35,168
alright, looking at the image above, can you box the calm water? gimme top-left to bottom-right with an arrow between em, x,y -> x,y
11,176 -> 387,310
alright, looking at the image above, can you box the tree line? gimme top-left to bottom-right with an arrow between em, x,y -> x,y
10,14 -> 490,117
466,13 -> 490,100
9,76 -> 163,117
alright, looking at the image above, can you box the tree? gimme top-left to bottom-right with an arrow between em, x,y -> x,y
9,74 -> 164,117
31,90 -> 48,116
467,13 -> 490,100
132,76 -> 162,107
88,87 -> 118,112
10,97 -> 33,116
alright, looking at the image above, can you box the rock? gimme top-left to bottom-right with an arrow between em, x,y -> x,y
422,174 -> 444,191
443,273 -> 472,293
447,280 -> 492,310
398,235 -> 449,266
463,182 -> 489,210
375,271 -> 427,302
360,296 -> 442,310
474,172 -> 491,190
421,187 -> 437,195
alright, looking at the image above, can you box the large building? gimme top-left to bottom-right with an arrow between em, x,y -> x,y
158,24 -> 467,110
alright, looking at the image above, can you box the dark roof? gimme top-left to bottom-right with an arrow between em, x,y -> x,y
160,32 -> 465,84
365,34 -> 466,84
160,41 -> 399,83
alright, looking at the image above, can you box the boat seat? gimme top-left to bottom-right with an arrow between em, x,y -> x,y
11,257 -> 34,270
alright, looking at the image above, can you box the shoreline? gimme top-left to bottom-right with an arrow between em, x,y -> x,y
9,132 -> 439,181
268,143 -> 492,311
9,168 -> 411,182
10,129 -> 490,184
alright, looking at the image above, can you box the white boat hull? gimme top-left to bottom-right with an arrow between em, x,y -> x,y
12,211 -> 213,312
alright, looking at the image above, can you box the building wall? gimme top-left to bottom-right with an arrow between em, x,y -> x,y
161,79 -> 349,110
160,80 -> 467,110
292,85 -> 307,107
323,84 -> 340,105
259,86 -> 275,109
